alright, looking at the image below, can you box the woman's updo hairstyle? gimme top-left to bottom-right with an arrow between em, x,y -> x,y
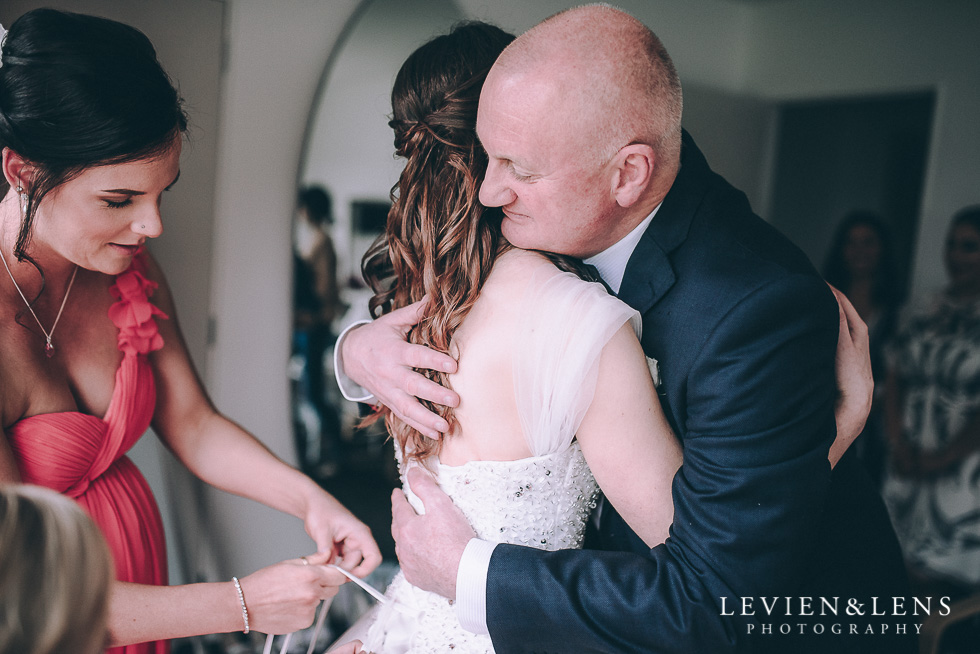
0,8 -> 188,264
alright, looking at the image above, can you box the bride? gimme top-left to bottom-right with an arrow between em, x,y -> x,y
336,22 -> 682,653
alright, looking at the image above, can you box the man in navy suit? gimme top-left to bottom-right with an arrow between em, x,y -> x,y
341,5 -> 914,652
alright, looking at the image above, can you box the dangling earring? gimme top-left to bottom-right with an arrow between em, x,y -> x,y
15,184 -> 27,219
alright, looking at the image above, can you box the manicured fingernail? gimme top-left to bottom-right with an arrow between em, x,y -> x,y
442,395 -> 455,406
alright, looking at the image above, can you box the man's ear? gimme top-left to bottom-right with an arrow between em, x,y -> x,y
2,148 -> 36,192
610,143 -> 656,208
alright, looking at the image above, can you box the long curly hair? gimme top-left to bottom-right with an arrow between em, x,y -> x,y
361,22 -> 515,463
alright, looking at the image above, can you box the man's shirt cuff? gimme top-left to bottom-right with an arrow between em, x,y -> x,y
333,320 -> 375,402
455,538 -> 496,635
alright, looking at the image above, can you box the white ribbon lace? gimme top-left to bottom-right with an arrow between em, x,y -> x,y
262,564 -> 391,654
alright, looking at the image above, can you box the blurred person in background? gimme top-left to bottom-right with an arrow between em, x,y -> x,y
883,205 -> 980,611
293,186 -> 345,477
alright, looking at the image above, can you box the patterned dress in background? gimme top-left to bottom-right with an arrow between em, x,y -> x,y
883,292 -> 980,586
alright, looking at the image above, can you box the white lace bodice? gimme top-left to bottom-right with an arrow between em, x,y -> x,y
360,254 -> 640,653
363,444 -> 600,654
430,444 -> 599,548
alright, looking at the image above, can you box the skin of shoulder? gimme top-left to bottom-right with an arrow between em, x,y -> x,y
0,354 -> 23,481
446,246 -> 681,545
438,249 -> 564,464
0,328 -> 24,432
482,248 -> 563,292
452,248 -> 564,351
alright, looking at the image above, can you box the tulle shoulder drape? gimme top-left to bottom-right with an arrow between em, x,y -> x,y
514,268 -> 641,457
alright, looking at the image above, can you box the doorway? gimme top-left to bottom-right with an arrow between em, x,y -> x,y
768,91 -> 935,294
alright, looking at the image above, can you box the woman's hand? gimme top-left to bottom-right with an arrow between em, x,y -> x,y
327,641 -> 365,654
238,552 -> 346,635
828,284 -> 873,467
303,490 -> 382,578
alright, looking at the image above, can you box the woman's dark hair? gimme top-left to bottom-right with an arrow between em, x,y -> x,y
0,8 -> 188,271
823,210 -> 903,309
951,205 -> 980,234
360,21 -> 514,462
298,186 -> 333,226
361,22 -> 597,462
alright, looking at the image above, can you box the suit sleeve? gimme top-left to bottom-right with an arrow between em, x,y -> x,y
485,274 -> 839,653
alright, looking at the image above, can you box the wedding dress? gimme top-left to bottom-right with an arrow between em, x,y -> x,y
356,255 -> 641,653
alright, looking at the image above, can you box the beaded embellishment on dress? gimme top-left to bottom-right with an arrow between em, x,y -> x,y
363,443 -> 599,654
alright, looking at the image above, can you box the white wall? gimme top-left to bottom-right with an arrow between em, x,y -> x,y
207,0 -> 361,577
302,0 -> 463,285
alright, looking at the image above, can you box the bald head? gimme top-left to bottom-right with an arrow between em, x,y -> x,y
491,4 -> 683,175
475,6 -> 685,255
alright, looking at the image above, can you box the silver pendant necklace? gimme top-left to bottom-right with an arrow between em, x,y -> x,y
0,244 -> 78,358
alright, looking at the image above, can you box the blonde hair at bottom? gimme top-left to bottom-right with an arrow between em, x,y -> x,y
0,484 -> 114,654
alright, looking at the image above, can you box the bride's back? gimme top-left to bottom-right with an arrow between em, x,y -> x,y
437,248 -> 557,466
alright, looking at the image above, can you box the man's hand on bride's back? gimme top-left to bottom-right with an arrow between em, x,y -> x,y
343,298 -> 459,439
391,467 -> 474,599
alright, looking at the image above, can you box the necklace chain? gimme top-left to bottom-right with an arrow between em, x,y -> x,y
0,244 -> 78,357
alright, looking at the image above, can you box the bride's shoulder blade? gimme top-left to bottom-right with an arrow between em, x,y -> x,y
485,248 -> 561,291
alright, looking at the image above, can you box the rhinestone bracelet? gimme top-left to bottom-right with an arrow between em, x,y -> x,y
231,576 -> 250,634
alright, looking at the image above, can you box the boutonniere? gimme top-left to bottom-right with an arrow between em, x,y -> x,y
646,356 -> 662,388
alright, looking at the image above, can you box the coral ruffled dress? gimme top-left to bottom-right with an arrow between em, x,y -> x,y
8,254 -> 170,654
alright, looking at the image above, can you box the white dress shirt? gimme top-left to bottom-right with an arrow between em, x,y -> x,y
334,321 -> 374,403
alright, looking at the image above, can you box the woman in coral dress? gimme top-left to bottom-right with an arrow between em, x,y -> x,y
0,9 -> 379,653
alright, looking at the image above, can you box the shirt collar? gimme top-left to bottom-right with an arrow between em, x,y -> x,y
584,204 -> 661,294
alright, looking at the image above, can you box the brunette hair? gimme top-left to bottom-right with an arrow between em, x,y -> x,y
0,485 -> 114,654
951,205 -> 980,234
361,21 -> 514,461
0,8 -> 187,276
822,211 -> 903,310
362,22 -> 597,462
298,186 -> 333,226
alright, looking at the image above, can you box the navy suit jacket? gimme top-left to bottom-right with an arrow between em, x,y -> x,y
485,132 -> 911,653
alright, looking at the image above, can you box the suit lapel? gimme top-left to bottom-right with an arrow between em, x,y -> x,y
618,130 -> 712,314
617,237 -> 674,312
